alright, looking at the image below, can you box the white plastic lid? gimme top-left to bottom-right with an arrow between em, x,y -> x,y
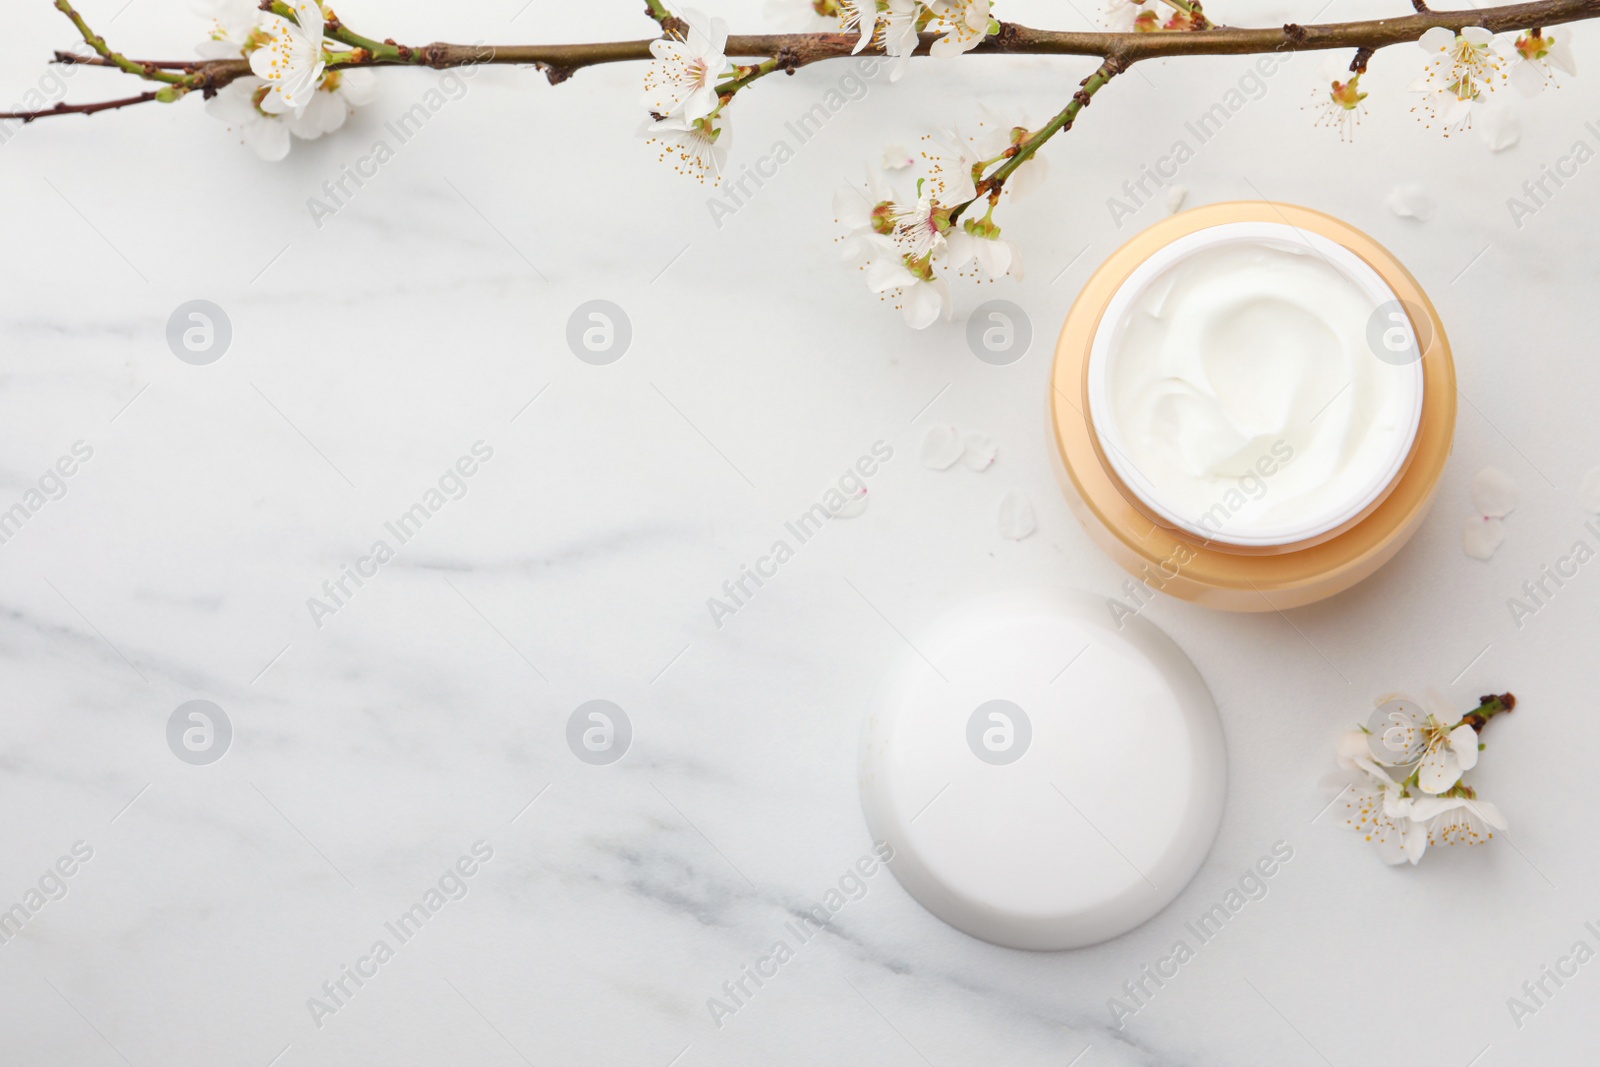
859,590 -> 1226,950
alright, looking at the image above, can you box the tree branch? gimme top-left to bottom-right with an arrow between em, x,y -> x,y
52,0 -> 190,84
0,90 -> 160,123
203,0 -> 1600,82
23,0 -> 1600,122
53,50 -> 198,70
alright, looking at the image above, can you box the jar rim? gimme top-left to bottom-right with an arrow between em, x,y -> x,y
1049,201 -> 1457,611
1084,220 -> 1426,548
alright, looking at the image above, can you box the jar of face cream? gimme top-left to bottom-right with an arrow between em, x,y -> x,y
1051,202 -> 1456,611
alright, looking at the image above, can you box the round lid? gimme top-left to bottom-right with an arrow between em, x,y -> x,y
859,590 -> 1226,950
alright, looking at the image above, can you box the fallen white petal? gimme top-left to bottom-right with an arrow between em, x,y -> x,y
1580,466 -> 1600,513
1463,515 -> 1507,560
998,489 -> 1036,540
831,486 -> 870,518
961,433 -> 998,471
882,143 -> 913,170
1472,466 -> 1520,518
1165,185 -> 1188,214
1385,183 -> 1436,221
921,425 -> 965,470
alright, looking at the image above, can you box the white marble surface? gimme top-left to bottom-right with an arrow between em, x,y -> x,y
3,1 -> 1599,1064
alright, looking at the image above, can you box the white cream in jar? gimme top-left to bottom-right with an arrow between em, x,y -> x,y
1086,222 -> 1425,547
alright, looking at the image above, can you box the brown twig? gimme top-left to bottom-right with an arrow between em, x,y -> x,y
52,50 -> 197,70
0,90 -> 160,123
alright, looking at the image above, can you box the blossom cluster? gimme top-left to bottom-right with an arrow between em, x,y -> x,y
183,1 -> 1582,331
1308,25 -> 1576,141
840,0 -> 997,78
1324,693 -> 1514,866
833,125 -> 1044,327
641,8 -> 736,182
583,2 -> 1589,329
199,0 -> 375,160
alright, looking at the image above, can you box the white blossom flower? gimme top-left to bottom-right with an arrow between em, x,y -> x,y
1336,727 -> 1390,778
1365,696 -> 1430,767
642,8 -> 731,122
1410,26 -> 1504,135
926,0 -> 992,56
946,221 -> 1021,279
205,76 -> 291,161
1418,25 -> 1503,91
920,127 -> 980,204
1309,74 -> 1368,141
890,191 -> 948,258
274,68 -> 376,140
644,112 -> 731,183
1324,757 -> 1426,865
1408,793 -> 1508,848
194,0 -> 262,59
249,0 -> 327,114
867,256 -> 952,329
1411,85 -> 1477,135
881,0 -> 922,81
839,0 -> 879,54
834,166 -> 898,263
1366,694 -> 1480,794
1511,29 -> 1577,95
1327,696 -> 1513,866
